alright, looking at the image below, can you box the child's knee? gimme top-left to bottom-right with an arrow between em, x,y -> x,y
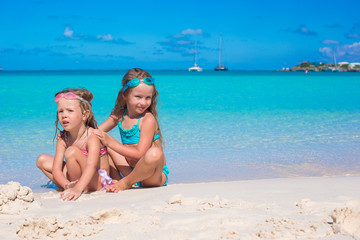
144,147 -> 164,165
36,154 -> 47,168
64,146 -> 80,160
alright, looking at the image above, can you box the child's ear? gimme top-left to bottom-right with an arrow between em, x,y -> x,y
82,110 -> 90,121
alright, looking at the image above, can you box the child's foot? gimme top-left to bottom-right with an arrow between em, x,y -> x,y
106,179 -> 132,193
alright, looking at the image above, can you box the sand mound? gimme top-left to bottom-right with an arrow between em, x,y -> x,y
331,201 -> 360,240
17,209 -> 122,239
0,182 -> 36,215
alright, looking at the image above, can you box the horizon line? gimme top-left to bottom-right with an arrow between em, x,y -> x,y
0,69 -> 280,72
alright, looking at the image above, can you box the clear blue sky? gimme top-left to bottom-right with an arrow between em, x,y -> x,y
1,0 -> 360,70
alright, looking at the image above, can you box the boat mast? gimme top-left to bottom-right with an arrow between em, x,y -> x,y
194,41 -> 198,67
219,32 -> 222,66
333,48 -> 337,69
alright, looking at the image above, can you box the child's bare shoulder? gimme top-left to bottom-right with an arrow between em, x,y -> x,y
140,111 -> 156,127
88,132 -> 101,144
142,111 -> 155,121
56,136 -> 67,148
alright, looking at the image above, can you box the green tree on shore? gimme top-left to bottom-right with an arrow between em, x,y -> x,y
300,62 -> 311,68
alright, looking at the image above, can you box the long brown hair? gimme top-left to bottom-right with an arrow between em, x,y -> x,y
112,68 -> 163,146
54,88 -> 97,141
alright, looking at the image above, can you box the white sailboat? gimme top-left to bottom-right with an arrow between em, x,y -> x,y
327,48 -> 340,72
214,33 -> 228,71
332,49 -> 340,72
188,41 -> 203,72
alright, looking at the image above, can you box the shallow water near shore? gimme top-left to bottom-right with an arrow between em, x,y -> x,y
0,70 -> 359,191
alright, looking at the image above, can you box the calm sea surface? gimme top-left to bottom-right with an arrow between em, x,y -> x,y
0,70 -> 360,191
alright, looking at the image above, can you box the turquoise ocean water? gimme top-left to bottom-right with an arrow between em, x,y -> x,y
0,70 -> 359,191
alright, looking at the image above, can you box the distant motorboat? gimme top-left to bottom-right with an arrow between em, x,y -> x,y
189,41 -> 203,72
214,33 -> 228,71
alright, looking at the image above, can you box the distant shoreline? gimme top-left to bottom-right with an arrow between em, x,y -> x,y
281,61 -> 360,72
0,69 -> 276,72
1,69 -> 360,73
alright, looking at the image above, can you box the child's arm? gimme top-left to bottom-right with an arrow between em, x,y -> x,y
52,139 -> 69,189
98,114 -> 119,132
94,113 -> 156,160
61,135 -> 100,201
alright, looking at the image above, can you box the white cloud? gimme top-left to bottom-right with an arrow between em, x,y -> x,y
64,27 -> 74,38
157,29 -> 210,56
294,26 -> 317,36
97,34 -> 114,41
319,47 -> 333,57
320,42 -> 360,60
338,42 -> 360,56
60,29 -> 131,45
322,40 -> 339,45
181,28 -> 203,35
176,40 -> 192,45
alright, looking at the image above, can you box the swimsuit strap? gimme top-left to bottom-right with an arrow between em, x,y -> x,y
120,109 -> 127,124
80,131 -> 90,149
121,108 -> 142,126
64,129 -> 88,149
137,113 -> 142,124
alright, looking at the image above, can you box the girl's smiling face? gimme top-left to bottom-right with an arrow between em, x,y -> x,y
124,83 -> 154,115
57,98 -> 86,131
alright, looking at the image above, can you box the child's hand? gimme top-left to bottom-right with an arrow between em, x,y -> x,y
60,187 -> 82,201
56,131 -> 64,140
64,180 -> 78,190
92,129 -> 110,146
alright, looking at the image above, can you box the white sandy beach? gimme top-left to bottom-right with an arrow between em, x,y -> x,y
1,176 -> 360,240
